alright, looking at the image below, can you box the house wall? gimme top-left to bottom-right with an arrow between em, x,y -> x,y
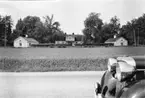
66,36 -> 75,41
14,37 -> 29,48
76,41 -> 83,44
55,41 -> 67,44
114,38 -> 128,46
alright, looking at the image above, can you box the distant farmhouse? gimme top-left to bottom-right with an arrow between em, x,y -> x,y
55,33 -> 83,46
65,33 -> 76,46
14,36 -> 39,48
105,37 -> 128,46
55,33 -> 76,45
66,33 -> 75,41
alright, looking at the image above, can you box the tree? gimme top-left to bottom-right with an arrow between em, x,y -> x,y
110,16 -> 120,34
133,15 -> 145,45
119,14 -> 145,45
13,16 -> 45,42
82,12 -> 103,44
13,15 -> 65,43
119,21 -> 135,45
43,15 -> 64,43
22,16 -> 42,38
0,23 -> 5,45
0,15 -> 13,46
15,18 -> 24,36
101,16 -> 120,43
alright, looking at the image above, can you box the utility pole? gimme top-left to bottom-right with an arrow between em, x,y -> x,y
138,28 -> 139,46
4,22 -> 6,47
133,29 -> 136,46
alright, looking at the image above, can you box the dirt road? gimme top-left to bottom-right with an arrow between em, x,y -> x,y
0,71 -> 104,98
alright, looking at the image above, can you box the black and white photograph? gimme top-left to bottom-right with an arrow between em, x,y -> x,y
0,0 -> 145,98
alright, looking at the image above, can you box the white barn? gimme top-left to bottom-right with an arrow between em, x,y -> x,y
14,36 -> 39,48
105,37 -> 128,46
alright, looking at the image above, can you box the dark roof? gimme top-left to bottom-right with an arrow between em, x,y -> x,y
66,35 -> 75,37
105,37 -> 125,43
24,37 -> 39,44
66,34 -> 83,37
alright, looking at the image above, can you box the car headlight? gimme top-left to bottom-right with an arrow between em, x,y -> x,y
107,58 -> 117,72
117,56 -> 145,70
115,61 -> 135,82
117,56 -> 136,67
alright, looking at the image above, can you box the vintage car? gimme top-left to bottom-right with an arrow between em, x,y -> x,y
94,56 -> 145,98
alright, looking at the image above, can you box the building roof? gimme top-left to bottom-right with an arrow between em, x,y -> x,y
65,34 -> 83,37
66,35 -> 75,37
24,37 -> 39,44
105,37 -> 125,43
14,36 -> 39,44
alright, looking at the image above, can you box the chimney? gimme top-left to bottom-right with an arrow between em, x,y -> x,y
114,34 -> 117,38
25,34 -> 28,38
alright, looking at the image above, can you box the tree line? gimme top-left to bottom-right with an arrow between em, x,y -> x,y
0,13 -> 145,46
83,12 -> 145,45
13,15 -> 66,44
0,15 -> 66,46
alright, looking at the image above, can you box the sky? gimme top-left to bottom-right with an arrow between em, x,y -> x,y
0,0 -> 145,34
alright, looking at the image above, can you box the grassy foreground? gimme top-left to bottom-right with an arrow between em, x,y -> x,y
0,58 -> 108,72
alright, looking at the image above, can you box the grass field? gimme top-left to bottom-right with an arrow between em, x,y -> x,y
0,47 -> 145,59
0,47 -> 145,72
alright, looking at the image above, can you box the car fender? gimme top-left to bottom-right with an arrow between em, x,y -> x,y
118,80 -> 145,98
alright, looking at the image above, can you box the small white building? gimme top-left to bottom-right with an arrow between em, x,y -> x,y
105,37 -> 128,46
55,41 -> 67,44
14,36 -> 39,48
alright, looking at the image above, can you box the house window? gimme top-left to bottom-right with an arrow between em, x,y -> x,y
19,40 -> 22,46
121,42 -> 123,46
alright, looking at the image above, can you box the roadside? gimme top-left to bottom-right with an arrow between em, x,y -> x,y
0,71 -> 104,76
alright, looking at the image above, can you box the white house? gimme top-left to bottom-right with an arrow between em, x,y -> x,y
66,35 -> 75,42
14,36 -> 39,48
105,37 -> 128,46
